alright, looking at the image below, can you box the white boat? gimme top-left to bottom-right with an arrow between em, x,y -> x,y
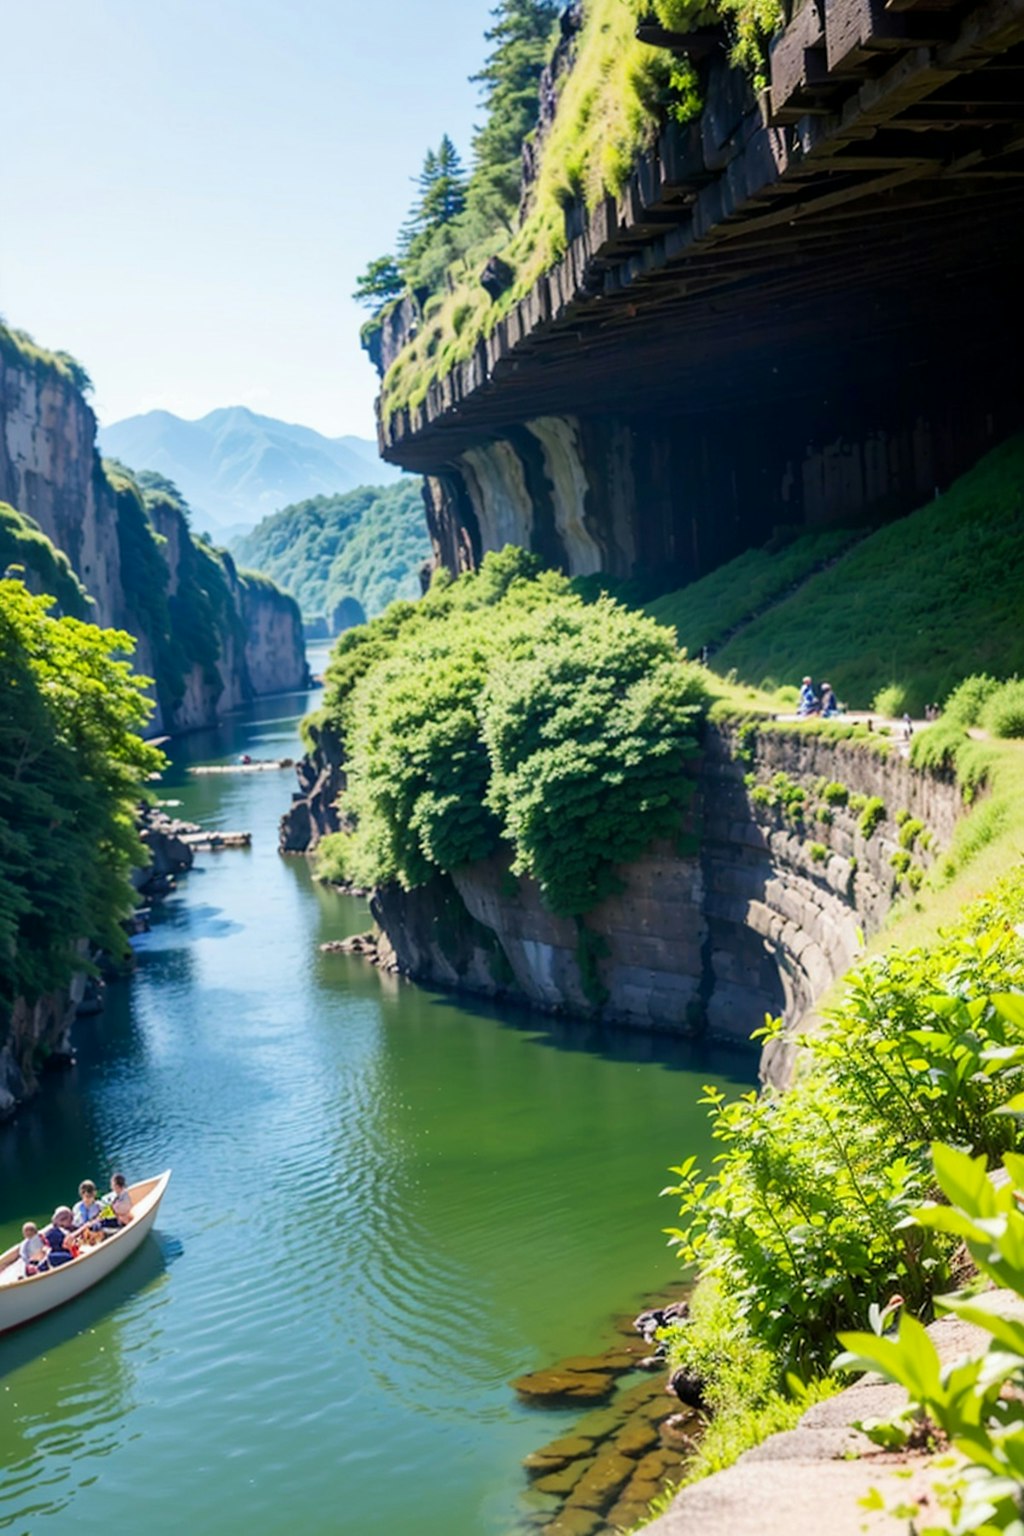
0,1170 -> 171,1334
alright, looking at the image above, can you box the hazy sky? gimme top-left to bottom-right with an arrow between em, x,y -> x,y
1,0 -> 489,437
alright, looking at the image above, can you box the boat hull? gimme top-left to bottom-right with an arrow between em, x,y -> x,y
0,1171 -> 171,1334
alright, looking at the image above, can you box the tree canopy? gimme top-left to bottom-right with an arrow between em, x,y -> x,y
0,580 -> 163,1033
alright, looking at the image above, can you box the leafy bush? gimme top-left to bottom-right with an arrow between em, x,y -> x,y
317,549 -> 707,917
857,796 -> 886,839
808,842 -> 828,863
873,683 -> 909,718
836,1136 -> 1024,1536
943,672 -> 1000,727
663,867 -> 1024,1374
822,781 -> 849,806
0,580 -> 163,1029
983,677 -> 1024,740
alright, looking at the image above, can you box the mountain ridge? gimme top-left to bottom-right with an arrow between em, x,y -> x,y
98,405 -> 401,536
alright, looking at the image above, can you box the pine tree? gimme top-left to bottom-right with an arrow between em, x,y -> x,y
397,137 -> 469,292
352,255 -> 404,311
466,0 -> 559,231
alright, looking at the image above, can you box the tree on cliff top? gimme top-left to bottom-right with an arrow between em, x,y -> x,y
466,0 -> 559,233
399,137 -> 469,295
0,580 -> 163,1030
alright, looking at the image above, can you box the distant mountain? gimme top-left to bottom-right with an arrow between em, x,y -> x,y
98,406 -> 401,536
232,480 -> 432,633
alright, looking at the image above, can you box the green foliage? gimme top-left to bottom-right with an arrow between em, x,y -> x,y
663,867 -> 1024,1375
399,136 -> 470,296
231,480 -> 430,628
576,922 -> 610,1008
858,796 -> 886,839
0,580 -> 163,1033
316,549 -> 707,919
352,255 -> 404,311
873,683 -> 909,718
943,673 -> 1000,727
466,0 -> 560,231
983,678 -> 1024,740
0,320 -> 93,395
709,438 -> 1024,710
900,818 -> 924,850
822,780 -> 849,806
835,1139 -> 1024,1535
809,842 -> 828,863
0,502 -> 90,619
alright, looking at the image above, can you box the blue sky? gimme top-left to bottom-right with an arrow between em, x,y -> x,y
0,0 -> 489,437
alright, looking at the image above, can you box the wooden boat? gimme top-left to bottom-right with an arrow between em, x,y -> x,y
0,1170 -> 171,1335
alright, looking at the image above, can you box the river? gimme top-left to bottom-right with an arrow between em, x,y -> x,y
0,670 -> 755,1535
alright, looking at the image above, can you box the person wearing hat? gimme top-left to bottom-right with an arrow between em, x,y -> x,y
798,676 -> 819,717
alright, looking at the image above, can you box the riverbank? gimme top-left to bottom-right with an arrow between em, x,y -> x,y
0,679 -> 757,1536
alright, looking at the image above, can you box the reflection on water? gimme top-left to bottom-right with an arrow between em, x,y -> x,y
0,682 -> 757,1534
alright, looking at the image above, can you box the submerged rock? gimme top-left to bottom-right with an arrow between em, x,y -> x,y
512,1368 -> 616,1403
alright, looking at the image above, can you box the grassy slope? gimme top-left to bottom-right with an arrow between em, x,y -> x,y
646,436 -> 1024,712
645,528 -> 858,659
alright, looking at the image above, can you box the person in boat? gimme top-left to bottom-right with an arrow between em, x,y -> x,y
41,1208 -> 77,1266
73,1181 -> 103,1230
19,1222 -> 47,1276
100,1173 -> 133,1229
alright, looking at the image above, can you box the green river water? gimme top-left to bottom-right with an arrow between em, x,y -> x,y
0,671 -> 756,1535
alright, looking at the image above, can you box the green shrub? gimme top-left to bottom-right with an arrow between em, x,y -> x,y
835,1138 -> 1024,1536
821,781 -> 849,806
983,677 -> 1024,739
889,849 -> 911,876
857,796 -> 886,839
898,818 -> 924,850
808,842 -> 828,863
663,867 -> 1024,1374
0,580 -> 163,1025
872,683 -> 909,718
943,672 -> 1000,726
321,549 -> 708,917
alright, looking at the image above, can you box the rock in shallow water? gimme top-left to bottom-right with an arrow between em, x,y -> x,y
512,1368 -> 616,1403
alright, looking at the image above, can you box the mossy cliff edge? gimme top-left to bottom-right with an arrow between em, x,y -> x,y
366,0 -> 1024,590
0,324 -> 307,734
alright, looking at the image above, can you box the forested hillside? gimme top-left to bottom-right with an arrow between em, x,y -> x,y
231,479 -> 430,632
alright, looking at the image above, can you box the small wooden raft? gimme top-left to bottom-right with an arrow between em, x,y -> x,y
180,830 -> 251,850
189,758 -> 293,776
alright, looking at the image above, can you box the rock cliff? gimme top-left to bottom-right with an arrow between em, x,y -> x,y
0,329 -> 307,733
356,722 -> 962,1077
373,0 -> 1024,589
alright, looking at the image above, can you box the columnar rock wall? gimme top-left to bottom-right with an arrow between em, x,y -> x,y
419,393 -> 1007,585
377,1 -> 1024,585
365,723 -> 963,1070
0,347 -> 307,732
